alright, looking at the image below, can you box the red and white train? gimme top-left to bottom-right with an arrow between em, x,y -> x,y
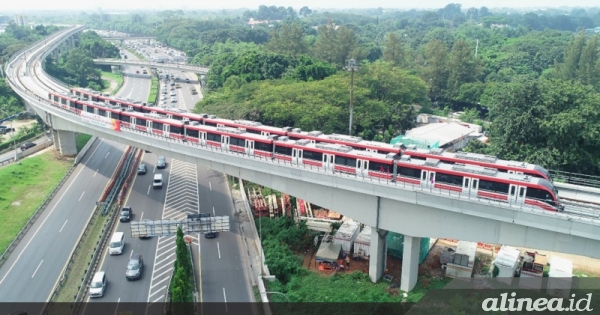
48,90 -> 564,212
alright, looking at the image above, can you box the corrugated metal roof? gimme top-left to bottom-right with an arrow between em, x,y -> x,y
406,122 -> 476,147
334,220 -> 360,240
354,226 -> 371,245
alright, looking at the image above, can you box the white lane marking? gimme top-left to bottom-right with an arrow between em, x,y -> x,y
213,206 -> 215,216
93,169 -> 99,177
140,212 -> 144,220
59,220 -> 68,233
152,294 -> 165,302
217,242 -> 221,259
223,288 -> 228,310
105,152 -> 110,159
31,260 -> 43,278
0,164 -> 86,285
150,275 -> 171,289
147,185 -> 151,195
114,298 -> 120,315
130,250 -> 134,258
209,182 -> 212,191
79,191 -> 85,201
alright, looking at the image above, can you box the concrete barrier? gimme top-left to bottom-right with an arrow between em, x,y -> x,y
16,138 -> 53,159
74,135 -> 98,165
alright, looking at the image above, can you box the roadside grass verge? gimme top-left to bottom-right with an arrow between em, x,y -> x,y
148,75 -> 158,104
0,153 -> 72,254
75,133 -> 92,153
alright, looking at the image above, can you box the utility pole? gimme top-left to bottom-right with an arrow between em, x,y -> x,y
345,59 -> 359,135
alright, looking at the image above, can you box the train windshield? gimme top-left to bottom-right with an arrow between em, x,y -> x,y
535,165 -> 552,182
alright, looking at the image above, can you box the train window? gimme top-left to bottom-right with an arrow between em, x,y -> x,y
255,141 -> 273,152
86,106 -> 94,114
303,150 -> 323,161
478,179 -> 509,193
120,115 -> 131,123
136,118 -> 147,126
171,126 -> 182,134
275,146 -> 292,156
436,173 -> 463,186
526,187 -> 553,202
98,109 -> 106,116
398,166 -> 420,179
230,136 -> 245,147
186,128 -> 199,138
206,133 -> 221,142
245,128 -> 261,135
335,156 -> 356,167
152,121 -> 162,130
60,98 -> 67,105
368,161 -> 391,173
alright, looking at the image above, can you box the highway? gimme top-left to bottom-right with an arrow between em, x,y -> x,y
0,138 -> 127,302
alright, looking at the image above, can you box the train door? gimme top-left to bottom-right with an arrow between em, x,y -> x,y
93,107 -> 99,115
322,153 -> 334,172
145,120 -> 153,133
221,135 -> 230,151
462,177 -> 479,197
199,132 -> 207,146
291,148 -> 303,165
163,124 -> 170,138
509,185 -> 527,206
420,170 -> 436,188
356,159 -> 369,177
82,105 -> 88,113
245,140 -> 255,156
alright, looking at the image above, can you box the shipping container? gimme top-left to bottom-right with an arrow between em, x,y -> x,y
333,220 -> 360,254
353,226 -> 371,259
493,245 -> 521,284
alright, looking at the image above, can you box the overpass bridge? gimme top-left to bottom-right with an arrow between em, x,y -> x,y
102,36 -> 155,41
93,58 -> 209,75
5,26 -> 600,293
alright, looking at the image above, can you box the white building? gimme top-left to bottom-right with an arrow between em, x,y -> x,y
493,246 -> 521,284
547,257 -> 573,298
405,122 -> 478,151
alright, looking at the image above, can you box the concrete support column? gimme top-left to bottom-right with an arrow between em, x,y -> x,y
56,130 -> 78,157
52,129 -> 59,150
369,228 -> 388,283
111,65 -> 121,74
400,235 -> 421,292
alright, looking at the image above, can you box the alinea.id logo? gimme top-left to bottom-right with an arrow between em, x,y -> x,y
482,292 -> 593,312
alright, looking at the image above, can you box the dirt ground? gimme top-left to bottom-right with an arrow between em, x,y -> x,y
299,238 -> 600,284
0,119 -> 37,142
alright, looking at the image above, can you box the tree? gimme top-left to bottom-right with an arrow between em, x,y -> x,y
267,23 -> 308,56
334,26 -> 357,66
64,48 -> 101,87
421,40 -> 449,102
382,32 -> 405,67
313,21 -> 338,64
299,6 -> 312,16
447,39 -> 482,99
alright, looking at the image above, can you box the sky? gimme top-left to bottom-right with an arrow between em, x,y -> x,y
2,0 -> 599,13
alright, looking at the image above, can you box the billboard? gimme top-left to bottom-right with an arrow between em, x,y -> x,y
80,111 -> 121,131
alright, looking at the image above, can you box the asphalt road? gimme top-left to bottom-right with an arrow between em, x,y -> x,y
198,167 -> 254,303
0,139 -> 128,302
0,136 -> 52,164
81,152 -> 169,308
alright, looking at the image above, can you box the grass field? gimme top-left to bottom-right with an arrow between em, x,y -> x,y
75,133 -> 92,152
148,75 -> 158,104
101,71 -> 123,94
0,153 -> 72,254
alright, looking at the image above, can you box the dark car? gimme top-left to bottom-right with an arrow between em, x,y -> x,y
205,231 -> 218,239
137,164 -> 147,175
20,142 -> 36,151
157,156 -> 167,169
120,206 -> 132,222
126,255 -> 144,280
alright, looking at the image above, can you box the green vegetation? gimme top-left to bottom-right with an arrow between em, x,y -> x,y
148,75 -> 159,104
170,227 -> 194,311
0,120 -> 44,152
0,154 -> 72,254
44,31 -> 120,90
75,134 -> 93,152
100,71 -> 123,94
258,217 -> 450,302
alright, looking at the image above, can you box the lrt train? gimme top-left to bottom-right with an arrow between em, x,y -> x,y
48,91 -> 565,212
69,87 -> 553,181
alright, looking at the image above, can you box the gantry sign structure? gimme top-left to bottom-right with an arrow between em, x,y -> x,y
130,213 -> 230,238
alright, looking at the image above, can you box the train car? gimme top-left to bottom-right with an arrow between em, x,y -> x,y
287,129 -> 403,155
184,123 -> 275,158
118,111 -> 185,140
395,155 -> 563,212
401,146 -> 552,181
48,91 -> 80,112
202,115 -> 289,137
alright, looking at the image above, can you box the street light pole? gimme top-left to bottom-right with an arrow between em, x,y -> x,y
345,59 -> 359,136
